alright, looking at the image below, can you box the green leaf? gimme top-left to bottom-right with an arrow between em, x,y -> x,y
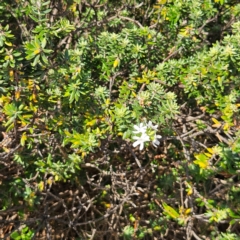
41,53 -> 48,64
32,54 -> 40,66
10,231 -> 20,239
29,14 -> 39,22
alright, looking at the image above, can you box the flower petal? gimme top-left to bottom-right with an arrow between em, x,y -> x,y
133,123 -> 147,134
156,135 -> 162,139
147,121 -> 158,130
152,140 -> 160,147
133,141 -> 140,147
139,142 -> 144,150
133,136 -> 140,140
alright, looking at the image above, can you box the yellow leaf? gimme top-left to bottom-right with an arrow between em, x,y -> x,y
136,77 -> 149,84
54,175 -> 59,181
30,192 -> 35,198
184,208 -> 192,215
70,3 -> 77,12
27,79 -> 34,90
105,98 -> 110,105
131,91 -> 137,97
185,182 -> 193,195
162,202 -> 180,219
38,181 -> 44,191
9,70 -> 14,77
86,119 -> 96,127
15,90 -> 21,100
187,187 -> 193,196
200,67 -> 207,74
212,118 -> 221,128
34,49 -> 41,54
158,0 -> 167,4
57,120 -> 63,126
223,122 -> 230,131
204,152 -> 212,157
179,206 -> 192,217
153,226 -> 161,231
207,148 -> 213,154
5,41 -> 12,46
47,177 -> 53,185
113,58 -> 120,68
64,130 -> 71,136
20,132 -> 27,146
95,127 -> 101,134
194,160 -> 208,169
101,201 -> 111,208
194,153 -> 209,169
0,96 -> 10,106
212,117 -> 219,124
32,93 -> 38,102
81,152 -> 87,158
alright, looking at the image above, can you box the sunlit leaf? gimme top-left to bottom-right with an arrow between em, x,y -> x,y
157,0 -> 167,4
162,202 -> 180,219
20,132 -> 27,146
212,118 -> 221,128
38,181 -> 44,191
113,58 -> 120,68
194,153 -> 209,169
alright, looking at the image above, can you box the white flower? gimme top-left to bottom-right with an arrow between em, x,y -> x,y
147,121 -> 158,131
133,133 -> 150,150
133,123 -> 147,134
152,134 -> 162,148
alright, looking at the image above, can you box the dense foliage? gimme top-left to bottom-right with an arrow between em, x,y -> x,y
0,0 -> 240,239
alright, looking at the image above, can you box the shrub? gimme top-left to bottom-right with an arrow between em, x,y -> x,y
0,0 -> 240,239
